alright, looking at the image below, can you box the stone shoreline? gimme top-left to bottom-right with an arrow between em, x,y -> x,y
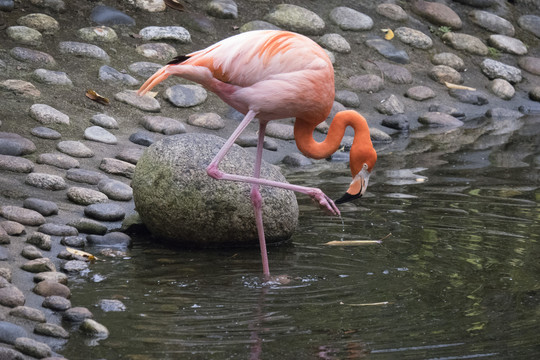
0,0 -> 539,358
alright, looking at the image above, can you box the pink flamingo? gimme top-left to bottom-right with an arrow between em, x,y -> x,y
138,30 -> 377,280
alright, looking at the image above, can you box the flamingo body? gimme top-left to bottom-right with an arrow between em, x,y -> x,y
138,30 -> 377,280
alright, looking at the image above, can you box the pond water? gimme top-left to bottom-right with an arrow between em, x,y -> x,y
62,114 -> 539,359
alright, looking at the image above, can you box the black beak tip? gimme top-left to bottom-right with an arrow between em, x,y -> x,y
335,192 -> 362,205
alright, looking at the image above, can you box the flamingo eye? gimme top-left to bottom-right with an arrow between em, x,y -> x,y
363,163 -> 368,170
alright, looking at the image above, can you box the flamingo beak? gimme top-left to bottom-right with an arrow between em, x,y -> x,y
335,168 -> 370,204
137,66 -> 170,96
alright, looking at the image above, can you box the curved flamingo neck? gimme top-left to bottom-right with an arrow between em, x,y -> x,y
294,110 -> 373,176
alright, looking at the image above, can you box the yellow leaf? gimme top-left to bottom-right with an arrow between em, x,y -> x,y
325,240 -> 382,246
444,82 -> 476,91
66,247 -> 98,261
382,29 -> 394,40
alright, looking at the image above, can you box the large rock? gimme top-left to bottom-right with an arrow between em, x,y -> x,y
132,133 -> 299,247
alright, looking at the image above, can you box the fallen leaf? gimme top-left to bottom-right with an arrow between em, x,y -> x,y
325,240 -> 382,246
165,0 -> 186,11
86,89 -> 110,105
382,28 -> 394,40
444,82 -> 476,91
66,247 -> 98,261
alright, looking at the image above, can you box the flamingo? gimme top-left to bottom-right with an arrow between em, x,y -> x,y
137,30 -> 377,280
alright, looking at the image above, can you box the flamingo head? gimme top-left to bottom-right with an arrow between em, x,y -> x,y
335,144 -> 377,204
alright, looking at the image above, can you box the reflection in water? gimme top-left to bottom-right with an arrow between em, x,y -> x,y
62,115 -> 540,359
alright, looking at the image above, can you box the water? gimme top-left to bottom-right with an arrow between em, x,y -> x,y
62,115 -> 540,359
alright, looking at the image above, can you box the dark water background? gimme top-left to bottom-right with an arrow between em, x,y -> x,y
61,114 -> 539,359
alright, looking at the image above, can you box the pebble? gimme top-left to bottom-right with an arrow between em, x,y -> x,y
81,319 -> 110,338
394,27 -> 432,49
188,112 -> 225,130
68,218 -> 108,235
529,87 -> 540,102
116,147 -> 144,164
318,33 -> 350,53
99,158 -> 136,178
485,108 -> 523,120
98,299 -> 126,312
329,6 -> 373,31
7,26 -> 42,46
282,153 -> 313,167
411,0 -> 462,29
418,112 -> 464,127
33,271 -> 68,284
370,128 -> 392,142
1,221 -> 25,236
376,3 -> 408,22
431,52 -> 465,71
347,74 -> 383,93
264,4 -> 325,35
449,89 -> 489,105
61,260 -> 89,273
375,94 -> 405,115
99,65 -> 139,86
58,41 -> 110,61
66,168 -> 107,185
135,0 -> 166,12
26,232 -> 52,251
57,140 -> 94,158
518,15 -> 540,39
429,65 -> 463,84
488,34 -> 527,55
25,172 -> 67,191
29,104 -> 70,126
87,232 -> 132,248
42,295 -> 71,311
0,154 -> 34,173
0,321 -> 27,344
128,61 -> 163,78
38,223 -> 78,237
77,26 -> 118,42
9,306 -> 46,322
0,133 -> 36,156
33,68 -> 73,86
469,10 -> 515,36
34,322 -> 70,338
33,280 -> 71,298
518,56 -> 540,76
335,90 -> 360,107
91,113 -> 119,129
21,245 -> 43,260
235,136 -> 278,151
0,79 -> 41,99
17,13 -> 59,34
60,235 -> 86,248
164,84 -> 208,107
97,179 -> 133,201
37,152 -> 80,169
240,20 -> 281,32
84,203 -> 126,221
381,114 -> 410,131
265,123 -> 295,140
129,131 -> 154,146
406,86 -> 436,101
23,198 -> 58,216
30,0 -> 66,12
0,348 -> 25,360
206,0 -> 238,19
84,125 -> 118,144
367,61 -> 412,84
14,337 -> 51,358
142,115 -> 186,135
115,90 -> 161,112
480,59 -> 522,84
442,32 -> 488,56
0,277 -> 25,307
21,258 -> 56,273
30,126 -> 61,140
0,206 -> 46,226
489,78 -> 514,100
63,307 -> 93,322
67,187 -> 108,206
10,47 -> 57,68
91,5 -> 135,26
135,42 -> 177,61
139,26 -> 191,42
365,36 -> 409,64
0,228 -> 10,245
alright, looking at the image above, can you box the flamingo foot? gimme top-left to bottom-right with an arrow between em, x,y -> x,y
307,188 -> 341,216
263,274 -> 292,286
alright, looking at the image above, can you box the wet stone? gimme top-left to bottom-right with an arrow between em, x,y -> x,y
394,27 -> 432,49
488,35 -> 527,55
9,306 -> 46,322
187,112 -> 224,130
335,90 -> 360,107
91,5 -> 136,26
30,126 -> 61,140
115,90 -> 161,112
10,47 -> 57,68
376,3 -> 408,22
480,59 -> 522,84
329,6 -> 373,31
142,115 -> 186,135
431,52 -> 465,71
0,154 -> 34,173
99,158 -> 136,178
318,33 -> 350,53
0,79 -> 40,99
21,245 -> 43,260
365,37 -> 409,64
66,168 -> 107,185
84,126 -> 117,144
37,152 -> 80,169
469,10 -> 515,36
429,65 -> 463,84
116,147 -> 144,165
77,26 -> 118,42
33,280 -> 71,298
42,295 -> 71,311
348,74 -> 383,93
264,4 -> 325,35
485,108 -> 523,120
29,104 -> 70,126
38,223 -> 78,237
442,32 -> 488,56
97,179 -> 133,201
382,114 -> 410,131
518,15 -> 540,39
128,61 -> 162,78
164,84 -> 208,107
87,232 -> 132,248
449,89 -> 489,105
206,0 -> 237,19
81,319 -> 109,337
60,235 -> 86,248
61,260 -> 89,273
26,232 -> 52,251
68,218 -> 108,235
34,322 -> 70,339
139,26 -> 191,42
411,0 -> 462,29
21,258 -> 56,273
0,133 -> 36,156
33,271 -> 68,284
67,187 -> 108,205
1,221 -> 25,236
0,321 -> 27,345
85,203 -> 125,221
63,307 -> 93,322
489,78 -> 514,100
375,94 -> 405,115
24,198 -> 58,216
429,104 -> 463,119
14,337 -> 51,358
17,13 -> 59,34
0,277 -> 25,307
99,299 -> 126,312
99,65 -> 139,86
282,153 -> 313,167
135,42 -> 177,61
59,41 -> 110,61
265,123 -> 295,140
57,140 -> 94,158
419,112 -> 464,127
406,86 -> 435,101
25,173 -> 67,191
0,206 -> 45,226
